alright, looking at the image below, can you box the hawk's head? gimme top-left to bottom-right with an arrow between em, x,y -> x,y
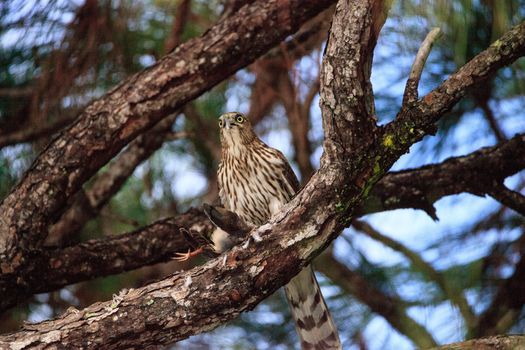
218,112 -> 257,149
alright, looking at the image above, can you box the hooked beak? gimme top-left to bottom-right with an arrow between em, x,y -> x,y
224,117 -> 231,130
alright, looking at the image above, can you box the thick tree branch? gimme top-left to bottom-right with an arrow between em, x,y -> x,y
0,209 -> 211,313
0,4 -> 524,349
46,114 -> 179,245
316,252 -> 437,348
0,0 -> 337,272
361,133 -> 525,217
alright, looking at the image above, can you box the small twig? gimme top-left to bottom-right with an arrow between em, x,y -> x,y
487,183 -> 525,217
479,99 -> 507,143
402,27 -> 441,106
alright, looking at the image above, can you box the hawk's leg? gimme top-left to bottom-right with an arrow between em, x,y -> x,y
174,228 -> 218,262
173,247 -> 206,262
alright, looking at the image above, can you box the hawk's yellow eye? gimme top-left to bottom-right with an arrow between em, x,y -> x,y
218,120 -> 223,128
236,115 -> 244,123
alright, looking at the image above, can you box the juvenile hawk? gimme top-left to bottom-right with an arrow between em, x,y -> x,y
216,112 -> 341,350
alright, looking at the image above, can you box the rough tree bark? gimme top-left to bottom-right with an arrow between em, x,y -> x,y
0,0 -> 336,303
1,132 -> 523,314
0,0 -> 523,348
0,0 -> 336,271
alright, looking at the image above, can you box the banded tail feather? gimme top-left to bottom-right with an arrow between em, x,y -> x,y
285,267 -> 342,350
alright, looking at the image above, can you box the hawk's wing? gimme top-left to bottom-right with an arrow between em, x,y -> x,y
273,148 -> 301,195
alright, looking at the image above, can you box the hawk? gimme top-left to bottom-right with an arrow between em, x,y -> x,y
216,112 -> 341,349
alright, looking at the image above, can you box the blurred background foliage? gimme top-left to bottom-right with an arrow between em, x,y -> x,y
0,0 -> 524,349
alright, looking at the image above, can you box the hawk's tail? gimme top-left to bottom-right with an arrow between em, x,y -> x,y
284,265 -> 342,350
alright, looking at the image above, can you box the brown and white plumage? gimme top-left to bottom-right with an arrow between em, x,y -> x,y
216,112 -> 341,350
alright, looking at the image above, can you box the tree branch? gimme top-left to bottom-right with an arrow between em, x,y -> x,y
0,209 -> 211,313
360,133 -> 525,217
430,335 -> 525,350
487,183 -> 525,217
0,3 -> 523,348
0,0 -> 337,272
46,114 -> 179,245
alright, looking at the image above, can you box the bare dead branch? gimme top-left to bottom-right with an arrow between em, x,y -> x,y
402,27 -> 441,106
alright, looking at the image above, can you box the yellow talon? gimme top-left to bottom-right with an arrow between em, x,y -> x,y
173,247 -> 205,262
